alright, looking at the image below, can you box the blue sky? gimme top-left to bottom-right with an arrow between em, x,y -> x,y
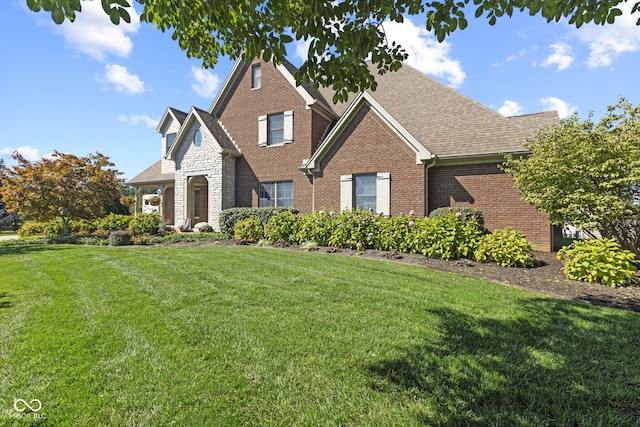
1,0 -> 639,179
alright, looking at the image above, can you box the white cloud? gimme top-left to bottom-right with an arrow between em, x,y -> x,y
382,18 -> 466,87
540,97 -> 578,118
294,38 -> 313,62
57,1 -> 140,61
99,64 -> 145,95
492,49 -> 528,67
118,114 -> 159,128
541,43 -> 574,71
498,100 -> 524,117
191,67 -> 221,98
0,146 -> 44,162
506,49 -> 527,63
575,3 -> 640,67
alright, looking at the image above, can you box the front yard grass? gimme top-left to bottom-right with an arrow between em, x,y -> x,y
1,244 -> 639,425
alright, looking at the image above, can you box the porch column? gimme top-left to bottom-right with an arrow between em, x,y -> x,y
158,185 -> 166,217
134,187 -> 141,217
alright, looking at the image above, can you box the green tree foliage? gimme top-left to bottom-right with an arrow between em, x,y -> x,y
25,0 -> 640,102
503,98 -> 640,256
0,151 -> 124,236
0,159 -> 21,231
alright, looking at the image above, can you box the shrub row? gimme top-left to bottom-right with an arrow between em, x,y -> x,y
220,207 -> 299,236
18,213 -> 164,239
3,230 -> 229,247
234,208 -> 536,267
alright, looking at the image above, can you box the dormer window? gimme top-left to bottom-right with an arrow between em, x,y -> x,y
251,64 -> 261,89
166,133 -> 177,154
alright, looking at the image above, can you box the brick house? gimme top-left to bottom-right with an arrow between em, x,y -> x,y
128,58 -> 560,250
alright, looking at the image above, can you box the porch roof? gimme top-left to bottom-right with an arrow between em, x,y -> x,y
127,160 -> 175,187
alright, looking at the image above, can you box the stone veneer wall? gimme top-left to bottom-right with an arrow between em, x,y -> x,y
173,121 -> 227,231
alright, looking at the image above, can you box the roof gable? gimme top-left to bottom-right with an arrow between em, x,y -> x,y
316,63 -> 543,159
156,107 -> 188,134
208,58 -> 338,121
166,107 -> 241,160
301,92 -> 433,173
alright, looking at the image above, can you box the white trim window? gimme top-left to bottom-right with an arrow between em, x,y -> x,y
166,133 -> 177,154
354,174 -> 377,210
340,173 -> 390,216
251,64 -> 261,89
258,111 -> 293,146
269,114 -> 284,145
259,181 -> 293,207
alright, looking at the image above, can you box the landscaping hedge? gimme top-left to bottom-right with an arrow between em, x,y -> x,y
219,207 -> 298,236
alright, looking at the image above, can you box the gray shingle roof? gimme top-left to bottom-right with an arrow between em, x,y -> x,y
316,63 -> 556,158
508,111 -> 559,136
168,107 -> 188,125
127,160 -> 175,186
193,107 -> 241,155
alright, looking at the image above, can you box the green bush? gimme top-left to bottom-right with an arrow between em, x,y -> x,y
47,235 -> 81,244
264,210 -> 300,244
129,213 -> 162,235
295,209 -> 337,246
18,218 -> 96,238
108,230 -> 133,246
328,209 -> 379,249
155,232 -> 228,245
233,217 -> 264,242
557,238 -> 637,287
474,228 -> 536,267
219,207 -> 298,236
429,207 -> 485,228
411,213 -> 483,260
17,222 -> 47,238
376,214 -> 420,253
95,213 -> 131,232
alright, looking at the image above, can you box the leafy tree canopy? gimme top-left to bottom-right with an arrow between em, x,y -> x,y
0,151 -> 124,235
503,98 -> 640,256
25,0 -> 640,102
0,159 -> 22,231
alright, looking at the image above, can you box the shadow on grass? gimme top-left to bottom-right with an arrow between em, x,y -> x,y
367,298 -> 640,425
0,292 -> 11,309
0,243 -> 76,256
574,293 -> 640,312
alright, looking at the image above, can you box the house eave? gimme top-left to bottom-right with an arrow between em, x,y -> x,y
208,60 -> 247,116
434,150 -> 530,166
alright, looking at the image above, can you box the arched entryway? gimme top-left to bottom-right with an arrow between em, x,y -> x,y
187,175 -> 209,224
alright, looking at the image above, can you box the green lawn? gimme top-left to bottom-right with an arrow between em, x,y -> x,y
1,244 -> 639,426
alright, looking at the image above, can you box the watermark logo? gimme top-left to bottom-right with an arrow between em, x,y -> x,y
14,399 -> 42,412
1,398 -> 46,420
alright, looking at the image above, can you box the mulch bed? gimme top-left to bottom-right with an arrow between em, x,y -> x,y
214,239 -> 640,312
327,247 -> 640,313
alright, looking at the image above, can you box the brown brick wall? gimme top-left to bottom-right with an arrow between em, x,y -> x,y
428,163 -> 552,251
314,105 -> 426,215
217,59 -> 319,211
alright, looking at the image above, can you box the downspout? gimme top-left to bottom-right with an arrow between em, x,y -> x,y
424,156 -> 437,216
311,173 -> 315,212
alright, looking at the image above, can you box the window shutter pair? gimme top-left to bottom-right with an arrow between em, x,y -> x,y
258,111 -> 293,146
340,173 -> 390,216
